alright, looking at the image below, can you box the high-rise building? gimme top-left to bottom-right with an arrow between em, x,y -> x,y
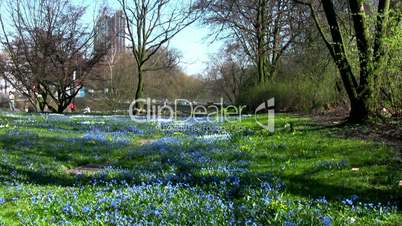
94,9 -> 126,54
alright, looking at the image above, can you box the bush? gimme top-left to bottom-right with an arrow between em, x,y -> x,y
238,74 -> 345,113
369,12 -> 402,118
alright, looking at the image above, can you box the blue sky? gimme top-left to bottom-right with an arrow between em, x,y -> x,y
170,24 -> 222,75
0,0 -> 223,75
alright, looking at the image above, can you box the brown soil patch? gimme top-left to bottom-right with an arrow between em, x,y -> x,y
65,164 -> 105,175
137,139 -> 156,146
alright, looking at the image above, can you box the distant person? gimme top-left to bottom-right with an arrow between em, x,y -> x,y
8,91 -> 15,112
68,103 -> 76,112
83,106 -> 91,114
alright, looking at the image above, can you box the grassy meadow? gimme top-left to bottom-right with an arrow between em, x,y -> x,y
0,112 -> 400,225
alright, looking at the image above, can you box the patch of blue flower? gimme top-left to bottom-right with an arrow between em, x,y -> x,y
0,113 -> 399,225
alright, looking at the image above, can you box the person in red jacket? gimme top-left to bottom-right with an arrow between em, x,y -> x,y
68,103 -> 76,112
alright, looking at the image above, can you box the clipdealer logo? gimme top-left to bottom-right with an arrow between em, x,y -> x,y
254,98 -> 275,132
128,98 -> 275,131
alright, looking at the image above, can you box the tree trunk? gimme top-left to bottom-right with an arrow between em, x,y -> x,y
47,104 -> 57,113
134,68 -> 145,113
349,98 -> 369,123
321,0 -> 369,123
256,0 -> 267,84
39,102 -> 46,113
335,56 -> 369,122
57,107 -> 64,114
257,54 -> 267,84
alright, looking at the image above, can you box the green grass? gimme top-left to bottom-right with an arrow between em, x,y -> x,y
226,115 -> 401,204
0,112 -> 400,225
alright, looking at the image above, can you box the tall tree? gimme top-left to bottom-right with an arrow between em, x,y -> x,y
294,0 -> 392,122
0,0 -> 105,113
117,0 -> 198,112
198,0 -> 305,83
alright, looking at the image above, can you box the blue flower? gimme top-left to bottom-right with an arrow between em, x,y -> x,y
343,198 -> 353,206
342,195 -> 359,206
350,195 -> 359,201
262,196 -> 271,205
315,196 -> 328,204
283,221 -> 297,226
82,206 -> 91,214
110,199 -> 121,208
82,129 -> 108,144
261,182 -> 273,191
227,176 -> 240,186
321,216 -> 332,226
62,203 -> 75,215
31,196 -> 38,205
127,126 -> 145,134
154,209 -> 161,216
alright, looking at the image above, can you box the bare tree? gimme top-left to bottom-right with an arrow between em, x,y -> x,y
117,0 -> 198,112
294,0 -> 394,122
198,0 -> 306,83
206,43 -> 250,104
105,45 -> 120,95
93,47 -> 180,112
0,0 -> 106,113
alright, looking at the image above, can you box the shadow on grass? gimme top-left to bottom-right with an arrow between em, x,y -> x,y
0,120 -> 401,210
0,162 -> 77,186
